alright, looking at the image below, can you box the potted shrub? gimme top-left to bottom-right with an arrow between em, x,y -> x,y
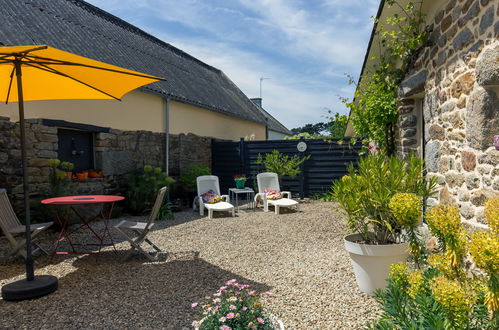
191,279 -> 284,330
61,161 -> 75,179
88,170 -> 103,178
233,174 -> 247,189
330,153 -> 437,295
76,171 -> 88,181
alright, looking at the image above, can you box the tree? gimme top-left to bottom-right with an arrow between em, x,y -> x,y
325,112 -> 348,138
290,122 -> 328,136
288,112 -> 348,139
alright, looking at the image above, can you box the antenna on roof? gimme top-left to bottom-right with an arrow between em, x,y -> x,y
259,76 -> 271,100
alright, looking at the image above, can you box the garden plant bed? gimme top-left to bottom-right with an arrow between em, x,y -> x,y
0,200 -> 379,329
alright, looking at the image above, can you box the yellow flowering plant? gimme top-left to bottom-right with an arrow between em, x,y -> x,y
484,197 -> 499,233
468,198 -> 499,315
389,193 -> 425,267
430,276 -> 475,326
370,197 -> 499,329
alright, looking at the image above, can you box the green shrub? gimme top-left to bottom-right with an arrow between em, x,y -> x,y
178,163 -> 211,192
255,150 -> 310,182
34,159 -> 76,222
127,165 -> 175,215
329,153 -> 437,244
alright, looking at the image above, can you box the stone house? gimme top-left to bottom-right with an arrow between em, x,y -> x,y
347,0 -> 498,228
0,0 -> 290,206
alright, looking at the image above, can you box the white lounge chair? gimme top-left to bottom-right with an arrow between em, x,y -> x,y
0,188 -> 53,259
254,172 -> 299,214
114,186 -> 166,261
193,175 -> 234,219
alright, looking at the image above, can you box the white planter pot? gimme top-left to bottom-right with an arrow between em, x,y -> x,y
344,233 -> 409,296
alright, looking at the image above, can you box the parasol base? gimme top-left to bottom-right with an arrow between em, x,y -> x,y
2,275 -> 58,301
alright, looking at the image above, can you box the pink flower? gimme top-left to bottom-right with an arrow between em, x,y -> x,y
241,306 -> 248,311
226,279 -> 237,285
235,291 -> 241,295
226,312 -> 235,319
192,320 -> 201,327
219,316 -> 226,322
248,290 -> 256,296
213,292 -> 222,297
219,326 -> 231,330
229,305 -> 237,310
191,302 -> 198,308
257,317 -> 265,324
219,286 -> 228,291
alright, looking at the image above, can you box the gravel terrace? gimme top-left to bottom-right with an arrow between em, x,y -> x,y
0,200 -> 379,329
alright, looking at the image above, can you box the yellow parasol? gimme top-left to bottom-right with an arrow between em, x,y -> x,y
0,45 -> 163,301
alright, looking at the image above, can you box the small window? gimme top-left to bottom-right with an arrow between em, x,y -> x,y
57,128 -> 94,171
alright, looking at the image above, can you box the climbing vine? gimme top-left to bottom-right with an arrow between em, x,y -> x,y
344,0 -> 429,154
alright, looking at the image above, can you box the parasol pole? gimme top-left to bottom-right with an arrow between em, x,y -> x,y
15,59 -> 35,281
1,58 -> 58,301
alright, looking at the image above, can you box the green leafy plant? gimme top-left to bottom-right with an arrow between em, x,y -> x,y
178,163 -> 211,192
233,174 -> 247,182
127,165 -> 175,215
343,0 -> 429,154
60,161 -> 74,172
255,150 -> 310,183
329,153 -> 437,244
369,200 -> 499,329
34,159 -> 76,223
157,201 -> 174,221
191,279 -> 274,330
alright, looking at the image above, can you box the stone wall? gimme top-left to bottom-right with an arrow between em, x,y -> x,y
395,0 -> 499,226
0,116 -> 212,212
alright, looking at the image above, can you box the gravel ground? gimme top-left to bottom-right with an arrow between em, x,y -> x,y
0,200 -> 380,329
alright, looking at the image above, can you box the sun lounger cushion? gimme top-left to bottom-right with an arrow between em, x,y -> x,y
201,190 -> 222,204
264,189 -> 282,200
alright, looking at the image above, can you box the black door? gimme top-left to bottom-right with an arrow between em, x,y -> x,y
57,128 -> 94,171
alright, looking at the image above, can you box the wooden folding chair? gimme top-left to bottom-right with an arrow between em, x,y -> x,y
0,188 -> 53,259
114,187 -> 167,261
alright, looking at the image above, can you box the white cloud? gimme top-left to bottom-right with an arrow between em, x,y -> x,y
85,0 -> 378,128
161,35 -> 347,129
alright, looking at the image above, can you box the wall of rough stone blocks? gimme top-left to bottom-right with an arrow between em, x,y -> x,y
0,116 -> 212,212
395,0 -> 499,226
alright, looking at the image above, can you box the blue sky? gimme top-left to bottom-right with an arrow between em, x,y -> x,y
86,0 -> 379,129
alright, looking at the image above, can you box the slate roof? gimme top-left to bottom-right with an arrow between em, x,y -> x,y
259,107 -> 292,135
0,0 -> 267,125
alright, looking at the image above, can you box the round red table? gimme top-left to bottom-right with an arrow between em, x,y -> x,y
42,195 -> 125,205
41,195 -> 125,258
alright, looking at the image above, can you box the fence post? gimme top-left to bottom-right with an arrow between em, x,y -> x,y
299,153 -> 306,200
239,138 -> 246,175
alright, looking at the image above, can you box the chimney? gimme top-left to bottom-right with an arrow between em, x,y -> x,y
250,98 -> 262,107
